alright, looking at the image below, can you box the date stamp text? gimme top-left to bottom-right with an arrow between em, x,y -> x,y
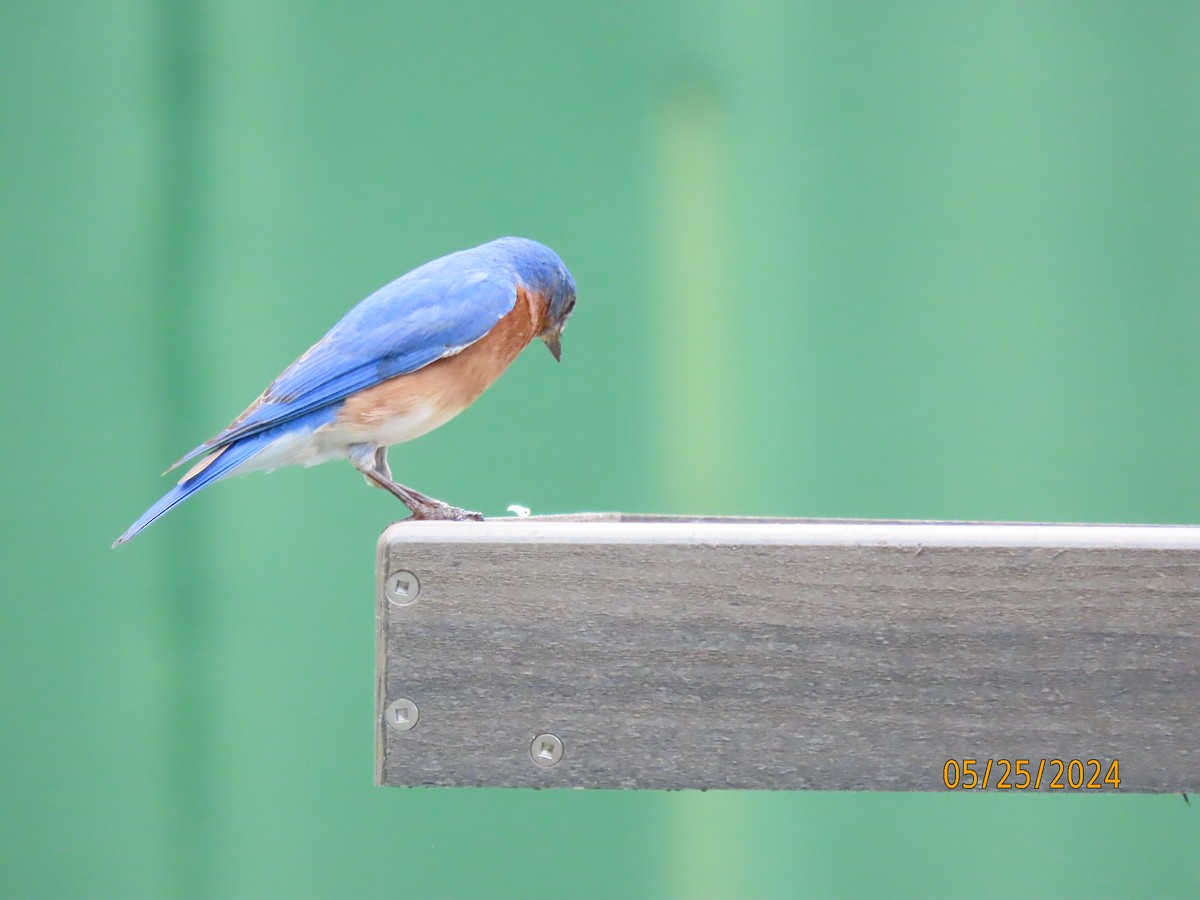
942,758 -> 1120,790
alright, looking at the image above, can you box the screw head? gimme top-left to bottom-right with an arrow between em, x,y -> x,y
530,733 -> 564,768
385,570 -> 420,606
384,698 -> 419,732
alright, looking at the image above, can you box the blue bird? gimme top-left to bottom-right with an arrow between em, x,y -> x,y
115,237 -> 576,545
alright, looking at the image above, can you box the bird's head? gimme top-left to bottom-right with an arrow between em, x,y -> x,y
491,236 -> 577,362
539,267 -> 576,362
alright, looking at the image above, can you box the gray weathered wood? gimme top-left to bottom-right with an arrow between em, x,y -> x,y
376,516 -> 1200,791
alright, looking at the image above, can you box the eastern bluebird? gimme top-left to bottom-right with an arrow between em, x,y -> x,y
115,237 -> 576,545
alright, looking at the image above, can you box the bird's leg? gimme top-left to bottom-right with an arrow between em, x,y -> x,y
350,445 -> 483,522
366,445 -> 392,485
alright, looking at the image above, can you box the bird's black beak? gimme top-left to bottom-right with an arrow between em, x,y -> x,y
543,329 -> 562,362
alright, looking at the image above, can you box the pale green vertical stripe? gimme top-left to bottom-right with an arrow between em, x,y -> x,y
655,80 -> 737,512
653,78 -> 740,897
663,793 -> 746,900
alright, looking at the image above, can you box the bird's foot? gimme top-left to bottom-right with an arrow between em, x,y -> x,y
405,502 -> 484,522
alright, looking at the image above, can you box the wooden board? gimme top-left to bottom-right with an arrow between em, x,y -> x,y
376,516 -> 1200,792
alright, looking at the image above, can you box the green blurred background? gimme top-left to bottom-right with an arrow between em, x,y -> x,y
2,1 -> 1198,897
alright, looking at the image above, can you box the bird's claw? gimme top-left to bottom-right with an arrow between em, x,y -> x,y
405,503 -> 484,522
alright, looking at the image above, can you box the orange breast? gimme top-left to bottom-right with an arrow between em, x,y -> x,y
332,285 -> 546,443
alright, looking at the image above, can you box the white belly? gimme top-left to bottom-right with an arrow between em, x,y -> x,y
316,398 -> 452,451
235,400 -> 451,475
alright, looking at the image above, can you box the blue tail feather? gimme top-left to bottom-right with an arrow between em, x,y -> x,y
114,432 -> 274,546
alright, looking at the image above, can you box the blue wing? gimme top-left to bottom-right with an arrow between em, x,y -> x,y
172,260 -> 517,468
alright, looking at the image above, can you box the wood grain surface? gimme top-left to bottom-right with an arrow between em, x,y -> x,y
376,517 -> 1200,791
